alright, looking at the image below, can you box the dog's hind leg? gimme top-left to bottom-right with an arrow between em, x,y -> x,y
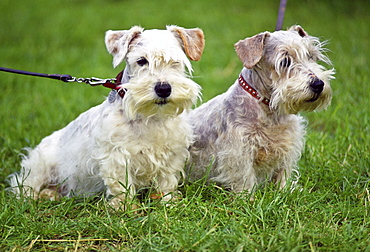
7,129 -> 64,199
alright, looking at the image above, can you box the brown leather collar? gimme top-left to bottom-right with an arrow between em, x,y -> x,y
238,74 -> 269,106
103,70 -> 126,98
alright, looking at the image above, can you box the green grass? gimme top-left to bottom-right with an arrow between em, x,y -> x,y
1,0 -> 369,251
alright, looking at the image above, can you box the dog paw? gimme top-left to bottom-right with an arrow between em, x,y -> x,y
38,188 -> 60,201
109,197 -> 139,212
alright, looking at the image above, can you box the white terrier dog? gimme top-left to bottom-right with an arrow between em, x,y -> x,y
187,25 -> 334,194
8,25 -> 205,208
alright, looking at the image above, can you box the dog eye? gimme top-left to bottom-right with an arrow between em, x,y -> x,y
280,57 -> 291,68
137,58 -> 148,66
171,61 -> 181,67
308,54 -> 317,61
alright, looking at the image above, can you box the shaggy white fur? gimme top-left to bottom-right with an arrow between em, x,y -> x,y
8,25 -> 205,209
187,25 -> 335,194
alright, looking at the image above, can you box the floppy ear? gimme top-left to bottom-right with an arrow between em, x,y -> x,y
105,26 -> 144,68
167,25 -> 205,61
234,32 -> 269,69
288,25 -> 308,37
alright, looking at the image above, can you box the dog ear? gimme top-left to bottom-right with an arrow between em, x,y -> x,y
167,25 -> 205,61
234,32 -> 269,69
105,26 -> 144,68
288,25 -> 308,38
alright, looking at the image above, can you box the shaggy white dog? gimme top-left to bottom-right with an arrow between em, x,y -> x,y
9,25 -> 205,209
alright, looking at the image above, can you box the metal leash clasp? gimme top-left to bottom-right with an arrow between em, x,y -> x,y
66,76 -> 117,86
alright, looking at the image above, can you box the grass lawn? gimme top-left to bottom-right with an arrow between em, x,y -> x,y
0,0 -> 369,251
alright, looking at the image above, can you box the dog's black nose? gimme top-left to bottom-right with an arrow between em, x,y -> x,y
310,79 -> 324,94
154,82 -> 172,98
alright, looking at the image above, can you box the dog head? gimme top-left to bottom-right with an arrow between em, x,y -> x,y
235,25 -> 335,114
105,26 -> 205,119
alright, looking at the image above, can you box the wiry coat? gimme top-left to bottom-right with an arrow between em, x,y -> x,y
187,26 -> 334,193
15,102 -> 193,198
8,25 -> 205,207
188,73 -> 306,192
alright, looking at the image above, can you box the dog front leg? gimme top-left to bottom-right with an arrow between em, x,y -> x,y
273,168 -> 288,189
155,173 -> 181,203
272,164 -> 293,190
100,161 -> 137,210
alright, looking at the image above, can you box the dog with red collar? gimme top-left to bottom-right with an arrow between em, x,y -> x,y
187,25 -> 334,195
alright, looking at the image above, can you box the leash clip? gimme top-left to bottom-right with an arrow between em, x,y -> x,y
66,77 -> 117,86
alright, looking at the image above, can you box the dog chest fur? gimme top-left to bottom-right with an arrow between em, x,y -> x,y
189,82 -> 305,189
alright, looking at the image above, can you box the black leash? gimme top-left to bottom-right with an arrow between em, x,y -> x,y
276,0 -> 287,31
0,66 -> 125,97
0,66 -> 117,85
0,67 -> 73,82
